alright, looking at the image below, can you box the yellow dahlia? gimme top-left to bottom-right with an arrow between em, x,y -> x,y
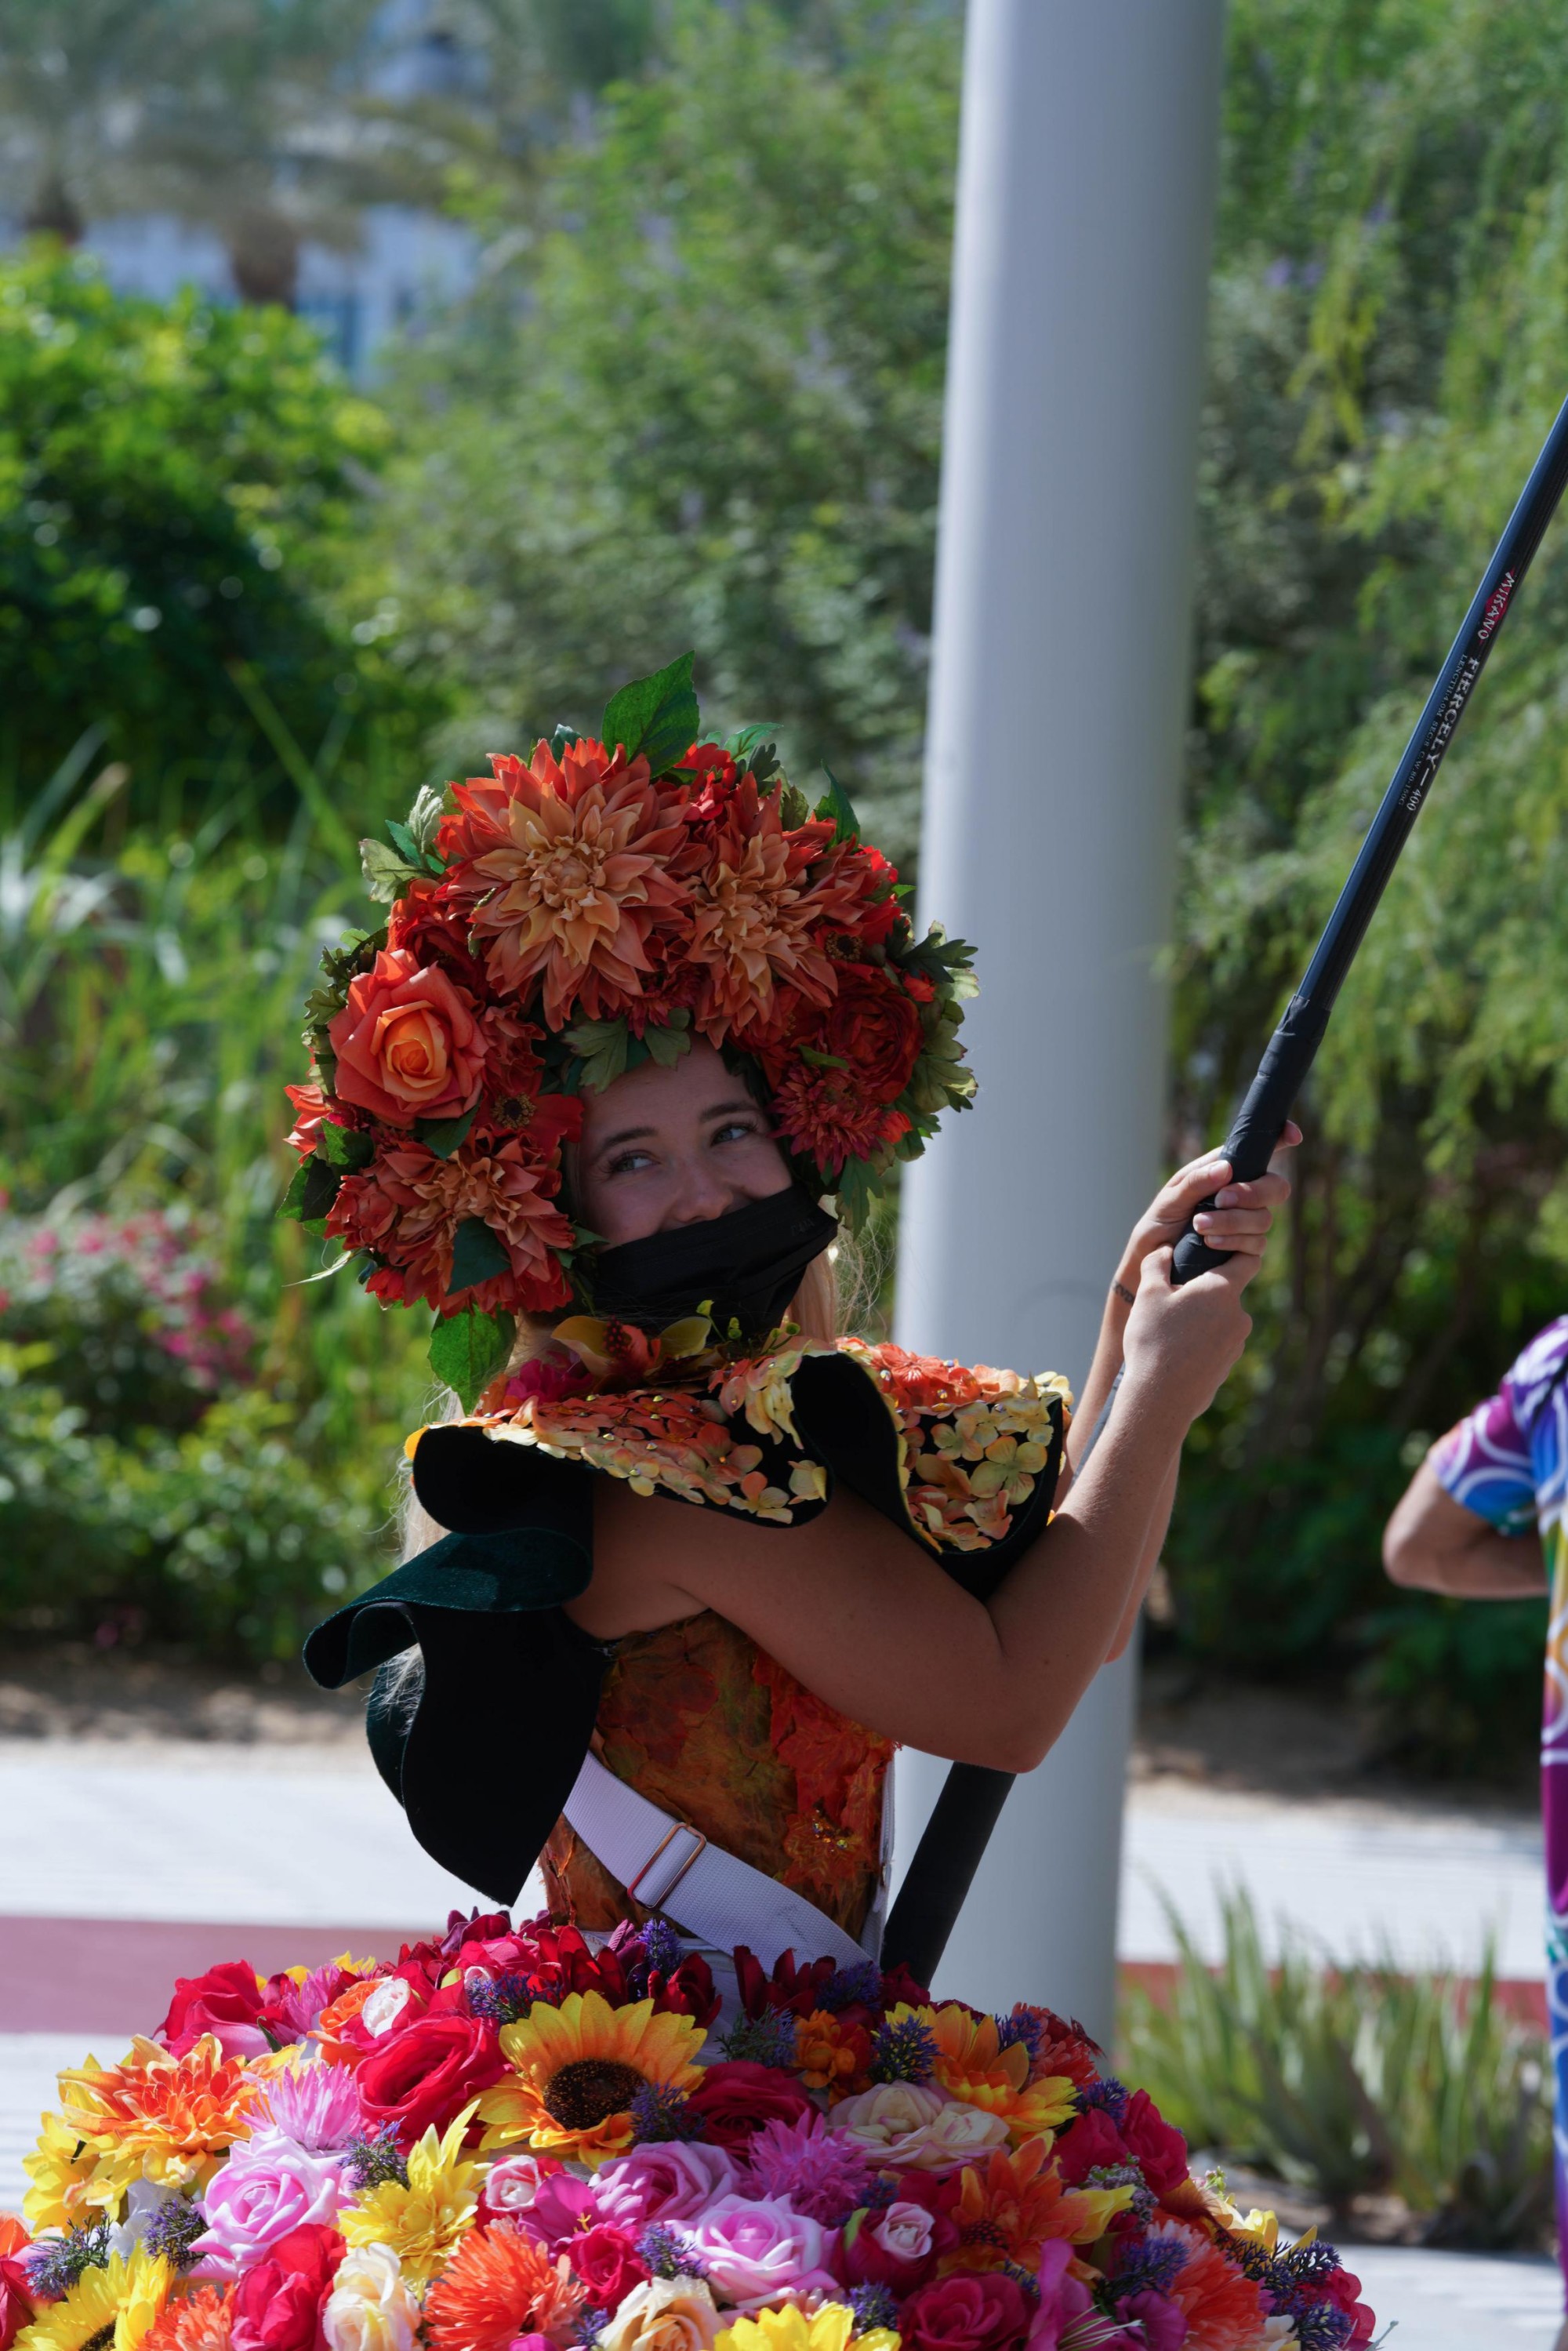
14,2247 -> 172,2351
339,2101 -> 481,2280
23,2110 -> 119,2233
55,2036 -> 260,2197
922,2008 -> 1076,2143
478,1990 -> 706,2167
714,2304 -> 898,2351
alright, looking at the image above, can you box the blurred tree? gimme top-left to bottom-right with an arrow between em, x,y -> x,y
375,0 -> 959,851
0,244 -> 430,811
1167,0 -> 1568,1764
0,0 -> 167,240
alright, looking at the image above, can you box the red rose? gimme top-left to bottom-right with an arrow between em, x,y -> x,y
1118,2089 -> 1189,2196
901,2272 -> 1032,2351
568,2223 -> 650,2309
355,2009 -> 506,2146
158,1960 -> 270,2058
1318,2264 -> 1377,2345
1051,2105 -> 1127,2187
230,2222 -> 343,2351
684,2061 -> 817,2150
328,946 -> 487,1126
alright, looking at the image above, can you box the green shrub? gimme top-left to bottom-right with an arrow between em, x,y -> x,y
1120,1890 -> 1553,2247
0,243 -> 434,818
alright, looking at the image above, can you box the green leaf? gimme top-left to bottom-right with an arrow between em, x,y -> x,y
361,836 -> 420,904
318,1121 -> 374,1169
778,782 -> 811,828
405,783 -> 447,857
798,1045 -> 848,1070
385,817 -> 424,866
279,1155 -> 340,1226
642,1016 -> 693,1069
563,1016 -> 632,1091
286,1252 -> 353,1287
448,1215 -> 513,1294
415,1106 -> 477,1158
429,1305 -> 517,1411
550,723 -> 582,758
601,651 -> 700,776
813,763 -> 860,844
725,723 -> 780,761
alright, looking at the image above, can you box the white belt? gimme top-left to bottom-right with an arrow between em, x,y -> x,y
563,1750 -> 876,1975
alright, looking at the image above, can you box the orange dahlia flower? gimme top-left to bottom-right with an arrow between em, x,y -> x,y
1152,2218 -> 1272,2350
424,2222 -> 588,2350
793,2010 -> 872,2100
56,2033 -> 262,2194
328,1133 -> 575,1316
925,2008 -> 1076,2143
951,2138 -> 1134,2269
681,787 -> 840,1042
140,2283 -> 237,2351
441,741 -> 689,1027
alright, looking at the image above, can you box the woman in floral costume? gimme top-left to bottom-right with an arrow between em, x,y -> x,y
3,660 -> 1372,2351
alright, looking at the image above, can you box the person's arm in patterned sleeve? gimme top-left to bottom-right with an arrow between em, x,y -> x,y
1383,1370 -> 1547,1598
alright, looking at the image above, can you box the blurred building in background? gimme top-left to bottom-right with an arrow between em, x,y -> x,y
0,0 -> 480,376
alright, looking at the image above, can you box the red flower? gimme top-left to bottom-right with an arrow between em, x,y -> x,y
733,1949 -> 839,2022
900,2269 -> 1033,2351
388,874 -> 487,982
768,1061 -> 910,1180
283,1083 -> 328,1163
328,947 -> 488,1127
684,2061 -> 817,2151
328,1133 -> 575,1317
158,1960 -> 270,2059
1119,2090 -> 1189,2197
1051,2106 -> 1126,2188
567,2223 -> 649,2309
355,2009 -> 506,2147
1318,2263 -> 1377,2345
841,2196 -> 956,2292
0,2216 -> 34,2351
811,962 -> 922,1102
229,2222 -> 344,2351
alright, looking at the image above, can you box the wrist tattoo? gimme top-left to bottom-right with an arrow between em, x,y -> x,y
1110,1279 -> 1138,1310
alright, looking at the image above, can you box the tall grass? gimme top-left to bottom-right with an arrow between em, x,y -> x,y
1120,1889 -> 1552,2248
0,731 -> 434,1655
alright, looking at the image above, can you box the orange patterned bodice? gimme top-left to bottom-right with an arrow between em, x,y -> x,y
541,1610 -> 894,1940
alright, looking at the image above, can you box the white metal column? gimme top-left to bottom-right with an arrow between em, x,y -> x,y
891,0 -> 1225,2047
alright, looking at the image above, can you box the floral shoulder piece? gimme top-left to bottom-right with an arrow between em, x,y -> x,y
437,1337 -> 1073,1557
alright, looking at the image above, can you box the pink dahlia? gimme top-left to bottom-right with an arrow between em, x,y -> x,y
740,2109 -> 877,2226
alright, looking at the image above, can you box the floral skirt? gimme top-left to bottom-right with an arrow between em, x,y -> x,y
1,1909 -> 1376,2351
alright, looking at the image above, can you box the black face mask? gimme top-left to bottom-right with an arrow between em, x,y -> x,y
582,1188 -> 839,1341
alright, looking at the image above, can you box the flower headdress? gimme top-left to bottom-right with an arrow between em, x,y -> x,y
282,655 -> 976,1401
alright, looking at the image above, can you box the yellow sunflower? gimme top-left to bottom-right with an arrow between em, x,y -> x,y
478,1989 -> 706,2166
920,2006 -> 1076,2144
15,2247 -> 172,2351
715,2304 -> 899,2351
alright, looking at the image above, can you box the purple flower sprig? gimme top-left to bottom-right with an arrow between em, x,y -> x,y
819,1960 -> 883,2013
25,2220 -> 111,2301
630,2084 -> 707,2144
869,2014 -> 936,2087
1077,2074 -> 1131,2123
719,2010 -> 798,2068
345,2124 -> 410,2189
142,2196 -> 208,2273
848,2283 -> 900,2333
1106,2235 -> 1188,2303
637,2222 -> 709,2280
466,1970 -> 537,2027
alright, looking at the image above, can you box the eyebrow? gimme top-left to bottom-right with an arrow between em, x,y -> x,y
593,1099 -> 764,1157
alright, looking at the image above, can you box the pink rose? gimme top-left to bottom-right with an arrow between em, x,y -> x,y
328,947 -> 487,1126
479,2151 -> 568,2230
570,2224 -> 651,2311
686,2193 -> 838,2313
840,2199 -> 951,2292
901,2272 -> 1033,2351
194,2138 -> 349,2275
594,2144 -> 739,2233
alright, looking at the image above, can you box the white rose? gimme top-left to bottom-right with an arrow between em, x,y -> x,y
828,2083 -> 1010,2173
321,2242 -> 423,2351
360,1979 -> 415,2037
597,2274 -> 723,2351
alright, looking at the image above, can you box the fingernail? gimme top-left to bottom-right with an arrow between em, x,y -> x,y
1214,1188 -> 1236,1207
1194,1213 -> 1213,1230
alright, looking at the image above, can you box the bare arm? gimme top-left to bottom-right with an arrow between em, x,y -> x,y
575,1246 -> 1251,1774
1383,1457 -> 1545,1597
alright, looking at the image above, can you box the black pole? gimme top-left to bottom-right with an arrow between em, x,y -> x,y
1172,388 -> 1568,1282
882,392 -> 1568,1987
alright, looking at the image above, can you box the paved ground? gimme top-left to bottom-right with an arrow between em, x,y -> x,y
0,1734 -> 1554,2346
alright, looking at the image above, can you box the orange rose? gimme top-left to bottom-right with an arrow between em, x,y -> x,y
328,947 -> 487,1126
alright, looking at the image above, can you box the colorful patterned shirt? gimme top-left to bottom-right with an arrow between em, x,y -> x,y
1432,1314 -> 1568,2279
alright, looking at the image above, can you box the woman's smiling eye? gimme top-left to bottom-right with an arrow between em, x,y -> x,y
605,1146 -> 656,1177
712,1117 -> 760,1146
